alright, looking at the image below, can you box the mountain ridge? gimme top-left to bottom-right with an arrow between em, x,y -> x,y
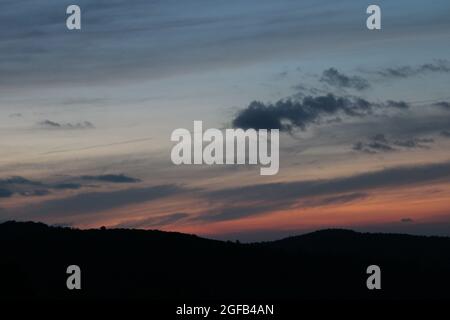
1,221 -> 450,300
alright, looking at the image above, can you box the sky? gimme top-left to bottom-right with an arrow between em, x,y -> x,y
1,0 -> 450,241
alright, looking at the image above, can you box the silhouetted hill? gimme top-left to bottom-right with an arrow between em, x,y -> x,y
1,221 -> 450,300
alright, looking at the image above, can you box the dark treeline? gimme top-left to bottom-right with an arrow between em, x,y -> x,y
1,221 -> 450,300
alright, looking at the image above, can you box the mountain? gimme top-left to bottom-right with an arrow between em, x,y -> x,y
1,221 -> 450,300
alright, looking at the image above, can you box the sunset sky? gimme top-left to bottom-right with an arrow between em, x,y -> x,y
1,0 -> 450,241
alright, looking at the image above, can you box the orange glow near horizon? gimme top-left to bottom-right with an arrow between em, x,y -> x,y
126,182 -> 450,238
3,177 -> 449,240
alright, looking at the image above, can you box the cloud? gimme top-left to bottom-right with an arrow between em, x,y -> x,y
193,204 -> 283,223
81,174 -> 141,183
52,183 -> 83,190
1,176 -> 42,185
0,188 -> 13,198
232,94 -> 393,131
375,60 -> 450,78
1,0 -> 449,94
401,218 -> 414,223
115,213 -> 190,229
197,161 -> 450,222
38,120 -> 61,128
385,100 -> 410,109
320,68 -> 370,90
353,134 -> 434,154
4,161 -> 450,224
302,192 -> 369,207
353,141 -> 395,153
232,92 -> 412,131
9,184 -> 186,220
38,120 -> 95,130
0,176 -> 45,198
393,138 -> 434,148
18,189 -> 50,197
0,174 -> 140,199
41,137 -> 153,155
1,0 -> 394,89
441,131 -> 450,138
434,102 -> 450,109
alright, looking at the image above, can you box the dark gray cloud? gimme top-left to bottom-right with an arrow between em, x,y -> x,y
348,111 -> 450,144
0,173 -> 140,198
353,141 -> 394,153
393,137 -> 434,148
38,120 -> 62,128
81,174 -> 140,183
320,68 -> 370,91
0,188 -> 13,198
375,60 -> 450,78
441,131 -> 450,138
18,189 -> 50,197
9,184 -> 186,220
52,183 -> 83,190
38,120 -> 94,129
385,100 -> 410,109
0,176 -> 44,198
1,176 -> 42,185
434,101 -> 450,109
293,83 -> 328,98
197,161 -> 450,222
232,94 -> 400,131
232,93 -> 411,131
352,142 -> 375,154
353,133 -> 434,154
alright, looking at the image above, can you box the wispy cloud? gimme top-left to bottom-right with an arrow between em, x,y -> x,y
195,161 -> 450,222
38,120 -> 94,130
81,174 -> 140,183
8,184 -> 187,221
115,213 -> 190,229
353,134 -> 434,154
320,68 -> 370,91
0,174 -> 141,199
373,60 -> 450,79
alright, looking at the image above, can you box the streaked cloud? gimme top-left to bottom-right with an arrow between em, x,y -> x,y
353,134 -> 434,154
38,120 -> 94,129
373,60 -> 450,79
81,174 -> 140,183
196,161 -> 450,222
8,184 -> 187,221
0,173 -> 141,199
115,212 -> 190,229
320,68 -> 370,91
